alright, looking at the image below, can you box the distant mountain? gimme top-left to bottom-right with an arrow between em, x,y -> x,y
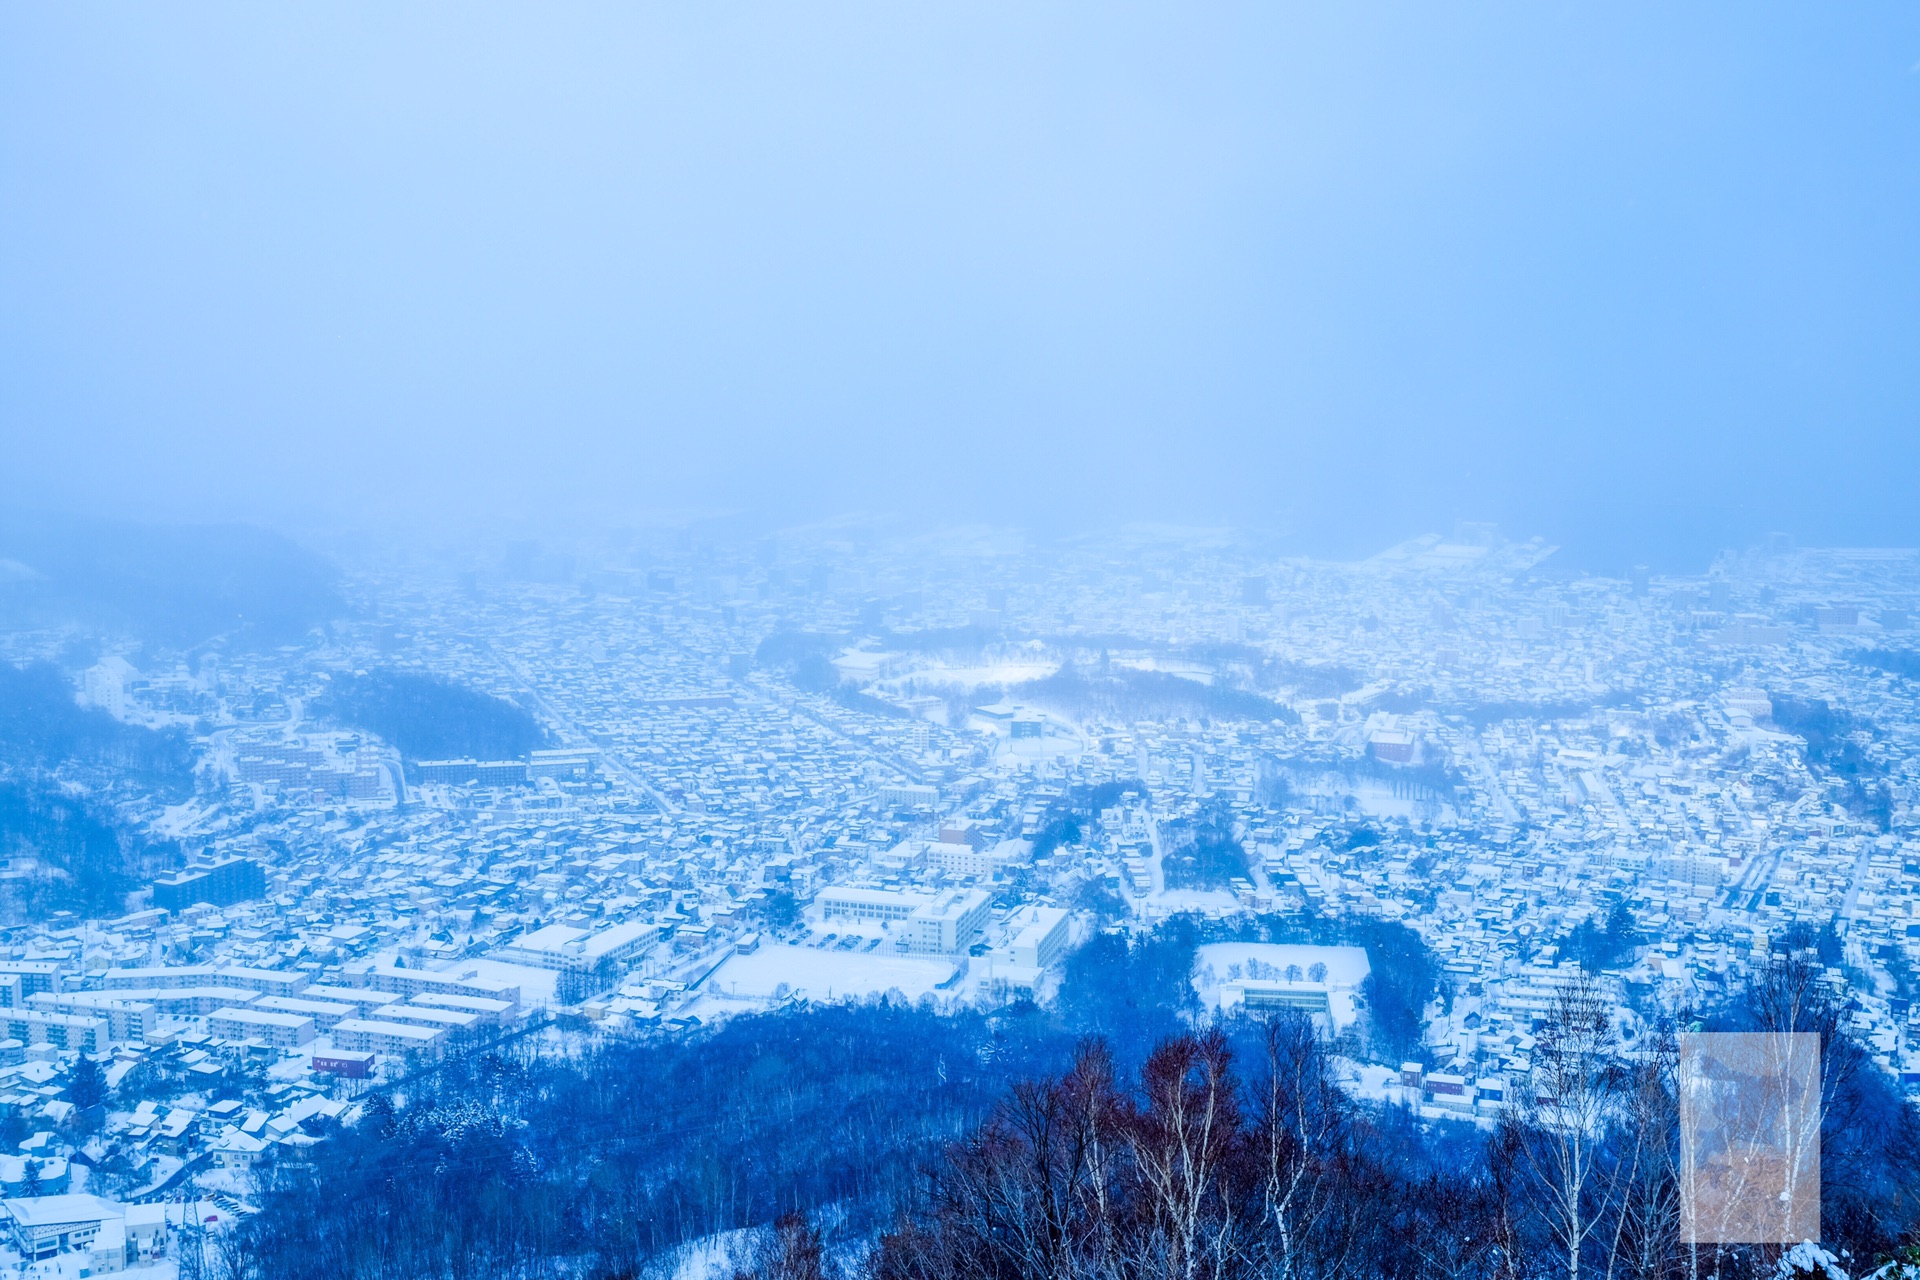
0,513 -> 340,647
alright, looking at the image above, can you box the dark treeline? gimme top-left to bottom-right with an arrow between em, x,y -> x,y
750,631 -> 1331,726
880,626 -> 1004,656
1349,753 -> 1463,801
833,686 -> 916,720
1367,688 -> 1641,729
873,958 -> 1920,1280
1854,649 -> 1920,681
1051,913 -> 1441,1073
1030,781 -> 1149,862
756,636 -> 913,719
1450,695 -> 1641,727
1263,751 -> 1466,805
1252,658 -> 1360,700
1152,643 -> 1360,701
1011,669 -> 1298,727
236,999 -> 1081,1279
754,630 -> 846,695
222,931 -> 1919,1280
317,670 -> 547,762
1158,807 -> 1251,892
227,916 -> 1463,1279
1558,899 -> 1640,974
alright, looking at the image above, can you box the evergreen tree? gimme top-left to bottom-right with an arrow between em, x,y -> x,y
69,1054 -> 107,1110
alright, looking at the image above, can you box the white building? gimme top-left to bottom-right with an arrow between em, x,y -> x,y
27,992 -> 152,1042
103,965 -> 308,999
0,1010 -> 107,1054
3,1193 -> 129,1270
251,996 -> 362,1032
878,783 -> 938,809
330,1017 -> 446,1056
495,920 -> 660,981
1004,907 -> 1071,969
80,658 -> 135,720
208,1007 -> 316,1049
406,993 -> 517,1027
377,1005 -> 481,1036
818,886 -> 993,955
818,887 -> 926,925
361,966 -> 521,1009
902,890 -> 993,955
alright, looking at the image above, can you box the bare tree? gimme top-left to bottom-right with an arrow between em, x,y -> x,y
1126,1030 -> 1244,1280
1607,1027 -> 1682,1280
1511,971 -> 1626,1280
735,1212 -> 834,1280
1486,1119 -> 1534,1280
1249,1012 -> 1347,1280
1679,949 -> 1858,1271
876,1040 -> 1132,1280
214,1227 -> 260,1280
1741,950 -> 1858,1208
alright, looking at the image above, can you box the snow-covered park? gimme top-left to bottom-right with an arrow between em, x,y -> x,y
1191,942 -> 1372,1033
698,944 -> 958,1009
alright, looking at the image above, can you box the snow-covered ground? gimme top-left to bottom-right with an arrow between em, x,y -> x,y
460,956 -> 562,1005
1193,942 -> 1371,990
668,1227 -> 758,1280
1191,942 -> 1372,1033
1144,889 -> 1241,915
879,659 -> 1059,690
697,944 -> 956,1007
3,1254 -> 169,1280
1335,1059 -> 1406,1104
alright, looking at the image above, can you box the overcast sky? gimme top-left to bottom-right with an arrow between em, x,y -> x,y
4,5 -> 1917,566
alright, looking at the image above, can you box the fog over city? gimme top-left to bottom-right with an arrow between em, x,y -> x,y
3,7 -> 1920,1280
7,6 -> 1920,563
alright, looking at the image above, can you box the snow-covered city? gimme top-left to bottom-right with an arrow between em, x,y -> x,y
2,525 -> 1919,1273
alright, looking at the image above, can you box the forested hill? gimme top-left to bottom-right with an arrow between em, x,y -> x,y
0,783 -> 156,919
226,938 -> 1920,1280
0,660 -> 194,793
316,670 -> 547,761
0,662 -> 190,920
230,914 -> 1465,1278
0,514 -> 339,647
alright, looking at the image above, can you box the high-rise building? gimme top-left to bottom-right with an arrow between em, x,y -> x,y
151,856 -> 265,912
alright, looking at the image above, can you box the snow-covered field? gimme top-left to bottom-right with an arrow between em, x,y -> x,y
700,944 -> 956,1005
1192,942 -> 1371,990
459,956 -> 562,1005
1146,889 -> 1242,915
668,1227 -> 758,1280
883,659 -> 1059,689
1110,656 -> 1213,684
1337,1059 -> 1407,1105
1191,942 -> 1372,1033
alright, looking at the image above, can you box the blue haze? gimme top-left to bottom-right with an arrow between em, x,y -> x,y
3,5 -> 1918,569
